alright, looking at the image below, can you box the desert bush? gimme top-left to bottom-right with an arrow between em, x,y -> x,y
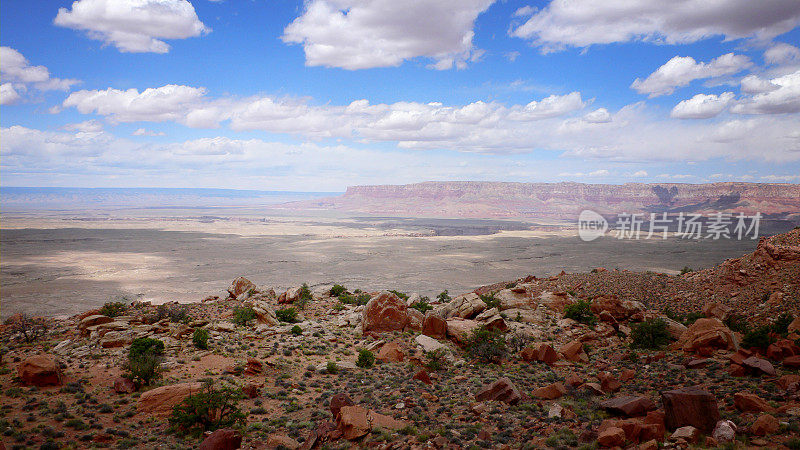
294,283 -> 313,309
168,381 -> 245,436
723,314 -> 750,334
99,302 -> 128,318
339,292 -> 371,306
410,297 -> 433,314
564,300 -> 598,326
326,361 -> 338,374
156,304 -> 189,323
680,266 -> 693,275
773,313 -> 794,336
389,290 -> 409,300
192,329 -> 209,350
424,349 -> 447,371
356,349 -> 375,368
126,338 -> 164,385
291,325 -> 302,336
742,326 -> 776,351
275,307 -> 298,323
630,318 -> 671,349
329,284 -> 347,297
437,290 -> 451,302
232,307 -> 257,326
465,326 -> 507,364
479,293 -> 500,309
5,314 -> 48,343
506,331 -> 531,354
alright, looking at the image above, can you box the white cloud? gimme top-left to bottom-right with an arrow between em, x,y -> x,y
510,0 -> 800,53
0,83 -> 22,105
63,120 -> 104,132
671,92 -> 735,119
132,128 -> 166,136
281,0 -> 494,70
631,170 -> 648,177
631,53 -> 751,97
63,85 -> 208,123
761,174 -> 800,181
0,47 -> 80,100
54,0 -> 209,53
740,74 -> 778,94
732,70 -> 800,114
506,92 -> 585,120
765,42 -> 800,66
583,108 -> 611,123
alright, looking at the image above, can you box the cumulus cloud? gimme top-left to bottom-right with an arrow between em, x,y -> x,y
765,42 -> 800,66
631,170 -> 648,177
63,85 -> 208,123
583,108 -> 611,123
671,92 -> 735,119
54,0 -> 209,53
631,53 -> 751,97
510,0 -> 800,52
281,0 -> 494,70
132,128 -> 166,136
63,120 -> 104,132
0,47 -> 79,100
732,70 -> 800,114
0,83 -> 22,105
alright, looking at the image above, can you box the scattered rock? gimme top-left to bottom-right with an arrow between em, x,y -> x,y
474,377 -> 521,405
422,313 -> 447,339
712,420 -> 737,443
265,434 -> 300,449
113,377 -> 136,394
742,356 -> 777,376
600,395 -> 655,417
329,393 -> 354,419
17,355 -> 62,387
670,426 -> 700,443
228,277 -> 256,299
734,392 -> 774,413
662,386 -> 720,434
531,382 -> 566,400
199,428 -> 242,450
597,426 -> 626,448
559,340 -> 588,362
674,318 -> 738,353
446,318 -> 480,344
336,406 -> 407,440
750,414 -> 779,436
377,342 -> 404,363
361,292 -> 409,333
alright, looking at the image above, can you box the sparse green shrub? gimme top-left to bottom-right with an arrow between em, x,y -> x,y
506,331 -> 530,354
5,314 -> 48,343
479,293 -> 500,309
276,307 -> 298,323
99,302 -> 128,318
410,297 -> 433,313
683,311 -> 704,326
630,318 -> 671,349
291,325 -> 302,336
326,361 -> 338,374
465,326 -> 507,364
192,329 -> 209,350
232,307 -> 257,326
356,349 -> 375,368
773,313 -> 794,336
168,381 -> 245,436
680,266 -> 693,275
156,304 -> 189,323
564,299 -> 598,326
742,325 -> 776,351
126,338 -> 164,385
724,314 -> 750,334
330,284 -> 347,297
339,292 -> 371,306
424,349 -> 447,371
389,290 -> 408,300
437,290 -> 451,302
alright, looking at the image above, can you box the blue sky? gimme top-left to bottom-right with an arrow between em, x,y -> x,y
2,0 -> 799,191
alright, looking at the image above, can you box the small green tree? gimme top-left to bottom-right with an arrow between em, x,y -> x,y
126,338 -> 164,385
630,318 -> 671,349
192,329 -> 209,350
389,290 -> 409,300
276,307 -> 299,323
410,296 -> 433,313
465,326 -> 506,364
99,301 -> 128,317
168,381 -> 246,436
563,299 -> 598,326
436,290 -> 451,302
291,325 -> 303,335
773,313 -> 794,336
330,284 -> 347,297
356,349 -> 375,368
424,348 -> 448,371
680,266 -> 693,275
232,307 -> 257,326
479,293 -> 500,309
742,325 -> 776,351
326,361 -> 338,374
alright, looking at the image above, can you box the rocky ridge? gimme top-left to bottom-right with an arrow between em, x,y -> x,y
1,229 -> 799,449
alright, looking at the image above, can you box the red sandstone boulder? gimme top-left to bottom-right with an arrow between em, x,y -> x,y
742,356 -> 776,376
531,382 -> 566,400
474,377 -> 521,405
734,392 -> 774,413
661,386 -> 720,434
521,343 -> 559,365
227,277 -> 256,299
597,426 -> 625,448
750,414 -> 779,436
113,377 -> 136,394
600,395 -> 656,417
674,318 -> 737,353
377,342 -> 405,363
17,355 -> 62,387
361,292 -> 409,333
422,313 -> 447,339
198,428 -> 242,450
329,393 -> 354,419
137,382 -> 203,417
559,340 -> 588,362
336,406 -> 407,440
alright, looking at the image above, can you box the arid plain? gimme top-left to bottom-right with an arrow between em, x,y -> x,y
1,207 -> 758,320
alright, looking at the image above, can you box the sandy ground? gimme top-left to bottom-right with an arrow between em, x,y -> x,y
1,212 -> 757,320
